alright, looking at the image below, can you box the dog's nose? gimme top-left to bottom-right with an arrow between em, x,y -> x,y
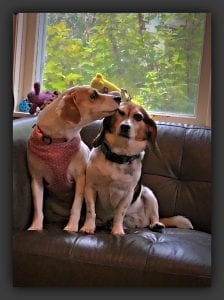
113,96 -> 121,104
120,124 -> 130,132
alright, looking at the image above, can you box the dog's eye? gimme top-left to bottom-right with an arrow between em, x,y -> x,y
90,91 -> 98,101
133,113 -> 143,122
118,109 -> 125,116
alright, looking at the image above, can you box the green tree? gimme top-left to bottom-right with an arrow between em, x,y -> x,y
42,13 -> 205,115
139,13 -> 205,114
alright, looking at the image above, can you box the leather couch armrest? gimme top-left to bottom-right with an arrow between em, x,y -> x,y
13,117 -> 36,231
13,139 -> 33,230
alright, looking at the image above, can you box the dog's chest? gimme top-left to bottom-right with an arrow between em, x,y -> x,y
28,129 -> 81,198
96,159 -> 139,184
92,159 -> 141,216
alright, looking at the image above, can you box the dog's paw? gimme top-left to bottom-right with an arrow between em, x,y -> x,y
63,224 -> 78,232
111,229 -> 125,236
27,220 -> 43,231
150,222 -> 165,232
80,219 -> 96,234
79,225 -> 95,235
27,225 -> 43,231
111,225 -> 125,236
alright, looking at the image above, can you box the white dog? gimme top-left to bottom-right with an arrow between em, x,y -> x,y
27,86 -> 121,232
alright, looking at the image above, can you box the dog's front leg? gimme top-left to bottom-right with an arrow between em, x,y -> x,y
28,177 -> 44,230
79,184 -> 96,234
64,173 -> 85,232
112,195 -> 133,236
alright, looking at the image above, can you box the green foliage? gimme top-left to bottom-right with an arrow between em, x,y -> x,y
42,13 -> 205,115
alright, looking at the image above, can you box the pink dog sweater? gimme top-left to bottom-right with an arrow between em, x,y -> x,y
28,125 -> 81,199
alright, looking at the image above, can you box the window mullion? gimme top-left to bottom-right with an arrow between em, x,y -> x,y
196,13 -> 211,127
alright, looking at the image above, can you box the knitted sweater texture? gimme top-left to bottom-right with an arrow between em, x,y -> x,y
28,126 -> 81,199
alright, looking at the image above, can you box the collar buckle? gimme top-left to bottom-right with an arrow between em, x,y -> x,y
42,135 -> 52,145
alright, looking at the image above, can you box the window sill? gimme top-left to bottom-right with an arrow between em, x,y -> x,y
13,112 -> 34,119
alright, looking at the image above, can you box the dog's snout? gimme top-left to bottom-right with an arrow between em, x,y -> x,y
120,124 -> 130,132
113,96 -> 121,105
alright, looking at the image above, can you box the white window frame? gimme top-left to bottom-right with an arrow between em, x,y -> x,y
13,13 -> 211,127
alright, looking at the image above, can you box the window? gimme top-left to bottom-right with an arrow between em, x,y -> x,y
13,13 -> 211,126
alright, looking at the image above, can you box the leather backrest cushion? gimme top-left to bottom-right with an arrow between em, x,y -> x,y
80,120 -> 102,148
142,123 -> 211,233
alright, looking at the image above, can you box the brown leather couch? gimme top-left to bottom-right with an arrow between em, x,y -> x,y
13,117 -> 211,287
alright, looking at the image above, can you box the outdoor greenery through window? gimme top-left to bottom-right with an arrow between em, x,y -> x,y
42,13 -> 206,116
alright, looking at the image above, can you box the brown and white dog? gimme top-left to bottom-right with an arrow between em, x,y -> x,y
80,101 -> 193,235
27,86 -> 121,232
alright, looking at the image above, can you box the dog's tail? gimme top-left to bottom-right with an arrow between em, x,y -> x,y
159,215 -> 193,229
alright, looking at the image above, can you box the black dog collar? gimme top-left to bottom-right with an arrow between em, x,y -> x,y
100,142 -> 141,164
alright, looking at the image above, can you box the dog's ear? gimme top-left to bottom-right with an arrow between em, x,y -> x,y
92,116 -> 112,147
140,108 -> 157,148
142,111 -> 164,159
146,117 -> 157,148
58,94 -> 81,124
